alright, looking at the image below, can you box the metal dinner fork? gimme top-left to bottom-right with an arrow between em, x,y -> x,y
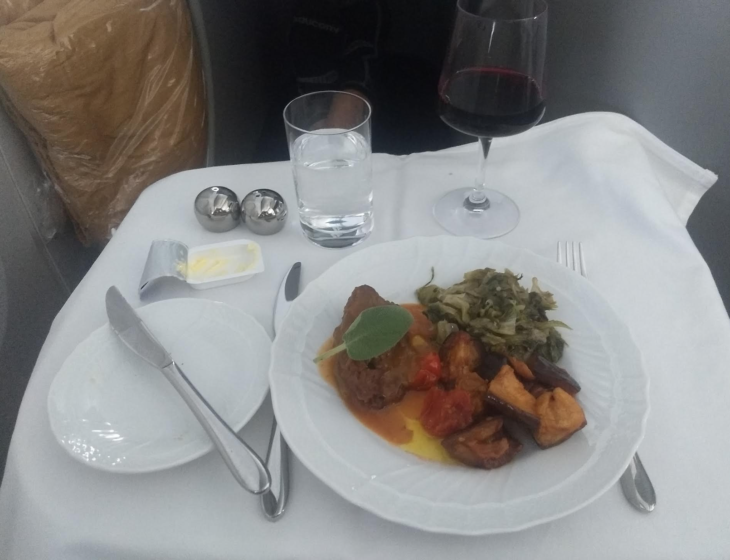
557,241 -> 656,513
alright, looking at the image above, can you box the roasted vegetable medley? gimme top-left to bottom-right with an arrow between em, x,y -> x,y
324,268 -> 586,471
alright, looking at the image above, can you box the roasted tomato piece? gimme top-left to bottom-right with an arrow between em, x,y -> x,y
420,387 -> 473,437
411,369 -> 440,390
410,352 -> 442,390
454,370 -> 489,417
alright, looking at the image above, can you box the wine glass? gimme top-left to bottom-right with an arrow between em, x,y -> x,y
435,0 -> 547,238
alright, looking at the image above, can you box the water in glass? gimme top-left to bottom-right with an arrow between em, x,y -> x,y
291,129 -> 373,248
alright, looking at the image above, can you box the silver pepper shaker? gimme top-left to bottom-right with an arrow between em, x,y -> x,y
242,189 -> 288,235
194,186 -> 241,233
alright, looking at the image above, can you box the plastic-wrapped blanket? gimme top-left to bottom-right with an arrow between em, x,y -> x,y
0,0 -> 207,243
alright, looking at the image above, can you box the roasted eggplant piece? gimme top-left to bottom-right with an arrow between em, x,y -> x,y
485,365 -> 539,430
526,354 -> 581,395
442,416 -> 522,469
508,356 -> 534,381
478,351 -> 507,380
522,379 -> 550,399
532,388 -> 587,448
439,331 -> 484,385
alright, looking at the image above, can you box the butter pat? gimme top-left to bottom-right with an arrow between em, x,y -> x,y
186,239 -> 264,289
139,238 -> 265,296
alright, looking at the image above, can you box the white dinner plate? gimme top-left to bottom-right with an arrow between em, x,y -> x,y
269,236 -> 649,535
48,298 -> 271,473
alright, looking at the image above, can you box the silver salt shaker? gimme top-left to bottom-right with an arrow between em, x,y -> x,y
242,189 -> 288,235
194,186 -> 241,232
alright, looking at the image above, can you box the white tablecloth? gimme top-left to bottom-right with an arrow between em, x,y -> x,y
2,113 -> 727,560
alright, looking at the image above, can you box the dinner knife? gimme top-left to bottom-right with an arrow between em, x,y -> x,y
261,262 -> 301,521
105,286 -> 271,494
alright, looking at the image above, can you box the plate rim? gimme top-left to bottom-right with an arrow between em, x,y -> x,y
47,297 -> 271,474
270,236 -> 650,535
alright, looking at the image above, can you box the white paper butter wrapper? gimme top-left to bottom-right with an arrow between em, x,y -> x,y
139,239 -> 264,296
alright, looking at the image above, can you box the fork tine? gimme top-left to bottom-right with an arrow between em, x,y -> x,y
557,241 -> 564,266
572,241 -> 580,273
578,242 -> 588,277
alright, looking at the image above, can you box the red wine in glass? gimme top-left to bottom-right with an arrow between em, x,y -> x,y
433,0 -> 548,239
439,67 -> 545,138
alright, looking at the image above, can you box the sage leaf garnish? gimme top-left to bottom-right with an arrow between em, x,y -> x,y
314,305 -> 413,363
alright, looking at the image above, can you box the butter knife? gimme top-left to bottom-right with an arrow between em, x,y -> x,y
105,287 -> 271,494
261,262 -> 301,521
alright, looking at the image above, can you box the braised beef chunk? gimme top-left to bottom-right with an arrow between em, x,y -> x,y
333,286 -> 412,409
334,285 -> 389,334
526,354 -> 581,395
442,416 -> 523,469
439,331 -> 485,385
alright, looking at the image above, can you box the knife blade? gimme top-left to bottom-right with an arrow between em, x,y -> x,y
106,287 -> 173,369
273,262 -> 301,335
262,262 -> 301,521
105,287 -> 271,494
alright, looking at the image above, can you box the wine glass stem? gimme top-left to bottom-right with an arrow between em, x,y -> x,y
465,137 -> 493,212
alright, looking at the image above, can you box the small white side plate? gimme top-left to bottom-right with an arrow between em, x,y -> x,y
48,298 -> 271,473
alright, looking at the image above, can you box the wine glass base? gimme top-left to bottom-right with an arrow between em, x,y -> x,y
433,187 -> 520,239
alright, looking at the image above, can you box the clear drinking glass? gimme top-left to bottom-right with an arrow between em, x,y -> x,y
435,0 -> 548,238
284,91 -> 374,248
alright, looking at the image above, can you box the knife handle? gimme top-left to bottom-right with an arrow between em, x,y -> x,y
161,363 -> 271,494
261,418 -> 290,521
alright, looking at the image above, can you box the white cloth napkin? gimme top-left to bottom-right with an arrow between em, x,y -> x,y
1,113 -> 726,560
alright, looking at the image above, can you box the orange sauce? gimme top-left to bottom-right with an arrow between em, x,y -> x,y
316,304 -> 455,464
318,337 -> 423,445
318,337 -> 337,388
402,303 -> 435,341
349,391 -> 429,445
